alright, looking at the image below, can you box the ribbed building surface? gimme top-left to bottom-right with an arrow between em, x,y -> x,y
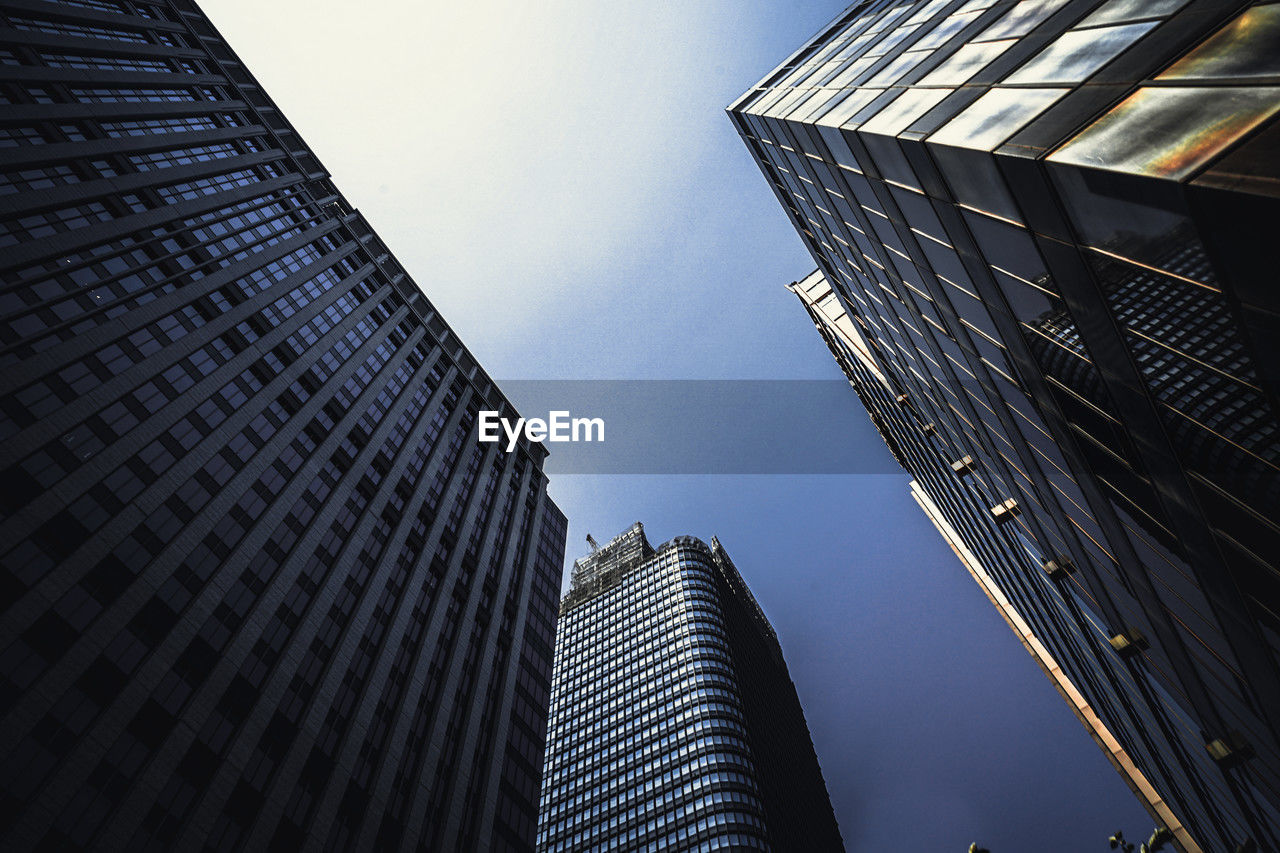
537,523 -> 844,853
0,1 -> 565,850
731,1 -> 1280,851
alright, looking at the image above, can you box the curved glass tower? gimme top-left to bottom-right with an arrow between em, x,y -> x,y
537,523 -> 843,852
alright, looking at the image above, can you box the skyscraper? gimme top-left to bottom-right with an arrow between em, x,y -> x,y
0,2 -> 565,851
537,523 -> 844,852
731,1 -> 1280,850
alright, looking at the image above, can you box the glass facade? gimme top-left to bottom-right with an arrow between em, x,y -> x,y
0,1 -> 566,851
731,2 -> 1280,851
537,524 -> 844,852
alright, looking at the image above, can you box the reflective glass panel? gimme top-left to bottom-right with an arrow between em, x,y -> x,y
859,87 -> 953,136
993,266 -> 1063,325
790,88 -> 843,123
977,0 -> 1071,41
908,0 -> 953,26
1157,4 -> 1280,81
1050,167 -> 1211,284
749,84 -> 795,117
807,31 -> 852,65
868,48 -> 933,85
1004,23 -> 1156,84
763,87 -> 814,119
813,58 -> 853,86
778,64 -> 821,90
929,87 -> 1068,150
812,87 -> 884,128
1048,86 -> 1280,180
934,144 -> 1023,222
964,210 -> 1049,284
1089,255 -> 1280,516
919,38 -> 1017,85
866,23 -> 920,57
773,63 -> 816,90
868,3 -> 914,34
831,33 -> 877,63
824,56 -> 878,89
917,10 -> 984,50
816,124 -> 864,171
1079,0 -> 1188,27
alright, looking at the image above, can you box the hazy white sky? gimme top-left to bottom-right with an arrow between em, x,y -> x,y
202,0 -> 834,379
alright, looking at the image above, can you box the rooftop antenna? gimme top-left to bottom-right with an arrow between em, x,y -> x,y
586,533 -> 600,552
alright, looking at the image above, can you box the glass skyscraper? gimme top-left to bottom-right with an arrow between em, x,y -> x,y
0,1 -> 565,851
536,523 -> 843,852
731,2 -> 1280,851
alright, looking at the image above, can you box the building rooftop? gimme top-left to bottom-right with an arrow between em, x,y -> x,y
562,522 -> 654,611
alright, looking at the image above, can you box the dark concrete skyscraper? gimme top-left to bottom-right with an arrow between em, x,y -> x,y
0,1 -> 565,851
537,523 -> 843,853
731,1 -> 1280,851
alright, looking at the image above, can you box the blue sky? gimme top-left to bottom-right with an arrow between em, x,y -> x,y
205,0 -> 1155,848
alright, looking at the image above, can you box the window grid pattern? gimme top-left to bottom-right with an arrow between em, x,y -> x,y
538,526 -> 844,853
732,1 -> 1280,850
0,2 -> 566,852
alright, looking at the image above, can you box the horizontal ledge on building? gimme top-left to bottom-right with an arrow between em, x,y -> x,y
1108,629 -> 1149,659
1205,734 -> 1253,768
1042,558 -> 1074,581
990,499 -> 1020,523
